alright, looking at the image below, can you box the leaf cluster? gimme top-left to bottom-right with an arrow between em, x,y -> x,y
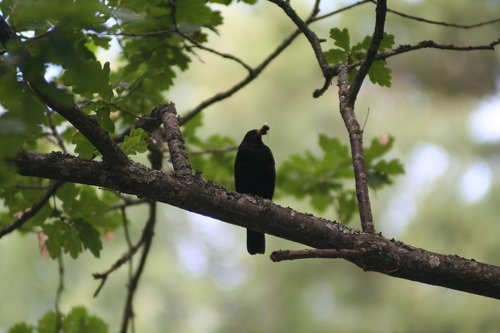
40,183 -> 125,259
324,28 -> 394,87
278,134 -> 403,222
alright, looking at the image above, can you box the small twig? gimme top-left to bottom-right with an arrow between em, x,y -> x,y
177,29 -> 254,74
92,233 -> 147,297
271,248 -> 367,262
161,103 -> 192,174
182,0 -> 353,124
113,104 -> 165,144
55,255 -> 65,333
109,29 -> 176,37
108,199 -> 148,211
93,205 -> 150,298
24,25 -> 57,41
46,111 -> 67,153
268,0 -> 330,77
121,207 -> 135,333
107,102 -> 146,120
379,39 -> 500,59
189,146 -> 237,155
362,108 -> 371,132
370,0 -> 500,29
120,201 -> 156,333
0,180 -> 64,238
311,0 -> 371,22
14,184 -> 48,190
120,128 -> 163,333
347,0 -> 387,105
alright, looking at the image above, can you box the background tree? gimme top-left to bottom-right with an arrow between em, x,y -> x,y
1,0 -> 499,332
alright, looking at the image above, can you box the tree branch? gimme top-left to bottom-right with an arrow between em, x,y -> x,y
0,180 -> 64,239
372,0 -> 500,29
13,151 -> 500,300
338,65 -> 374,233
271,248 -> 368,262
267,0 -> 331,84
268,0 -> 329,72
378,38 -> 500,59
161,103 -> 192,175
335,0 -> 387,233
180,0 -> 367,124
347,0 -> 387,105
120,201 -> 156,333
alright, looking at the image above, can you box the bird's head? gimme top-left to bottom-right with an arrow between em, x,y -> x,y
243,123 -> 270,144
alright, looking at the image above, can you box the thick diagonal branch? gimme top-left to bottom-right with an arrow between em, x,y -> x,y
13,151 -> 500,300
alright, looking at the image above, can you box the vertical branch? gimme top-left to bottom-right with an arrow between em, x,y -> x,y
55,255 -> 65,332
339,0 -> 386,233
161,103 -> 192,174
120,202 -> 156,333
347,0 -> 387,105
338,65 -> 374,233
119,127 -> 164,333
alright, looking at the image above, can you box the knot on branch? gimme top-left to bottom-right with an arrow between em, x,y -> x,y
160,103 -> 192,175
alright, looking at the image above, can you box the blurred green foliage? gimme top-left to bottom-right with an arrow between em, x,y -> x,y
8,306 -> 108,333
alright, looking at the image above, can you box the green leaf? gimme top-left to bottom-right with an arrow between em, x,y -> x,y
364,136 -> 404,189
379,33 -> 395,51
63,224 -> 83,259
42,223 -> 62,259
95,106 -> 115,134
63,306 -> 108,333
324,49 -> 348,64
8,323 -> 34,333
365,135 -> 394,163
75,219 -> 102,258
368,60 -> 392,87
71,132 -> 96,160
368,159 -> 405,189
62,60 -> 113,99
318,134 -> 350,168
329,28 -> 350,51
176,0 -> 214,25
351,36 -> 371,53
121,128 -> 149,155
278,134 -> 354,216
42,221 -> 84,259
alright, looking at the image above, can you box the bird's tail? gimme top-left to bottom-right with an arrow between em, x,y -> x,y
247,229 -> 265,255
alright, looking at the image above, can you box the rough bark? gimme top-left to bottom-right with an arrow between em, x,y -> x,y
13,151 -> 500,300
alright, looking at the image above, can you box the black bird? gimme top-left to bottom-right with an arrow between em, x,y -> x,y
234,124 -> 276,255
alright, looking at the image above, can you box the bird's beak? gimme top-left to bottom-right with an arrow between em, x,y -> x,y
256,123 -> 270,136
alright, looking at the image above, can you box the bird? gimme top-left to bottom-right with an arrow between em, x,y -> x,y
234,123 -> 276,255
